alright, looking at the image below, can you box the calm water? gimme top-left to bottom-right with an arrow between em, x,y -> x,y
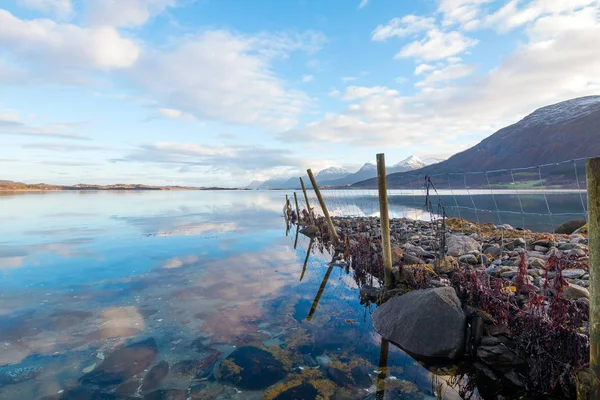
0,190 -> 587,399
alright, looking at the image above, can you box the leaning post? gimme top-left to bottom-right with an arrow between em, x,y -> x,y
299,177 -> 313,224
587,156 -> 600,399
293,192 -> 301,223
376,153 -> 394,290
307,169 -> 339,243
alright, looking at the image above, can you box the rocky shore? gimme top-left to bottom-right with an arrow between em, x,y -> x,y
304,215 -> 591,399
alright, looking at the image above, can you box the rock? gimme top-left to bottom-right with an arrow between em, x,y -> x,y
483,244 -> 502,258
302,354 -> 318,368
327,366 -> 353,387
566,249 -> 586,257
447,235 -> 481,257
562,283 -> 590,300
373,287 -> 466,359
558,242 -> 576,251
402,253 -> 425,265
299,225 -> 319,238
141,361 -> 169,392
81,337 -> 159,386
0,363 -> 43,385
143,389 -> 188,400
562,269 -> 586,279
532,239 -> 550,247
273,383 -> 319,400
351,365 -> 371,388
533,245 -> 548,253
459,254 -> 479,265
359,285 -> 379,304
474,361 -> 499,382
170,360 -> 198,379
82,363 -> 96,374
218,346 -> 285,390
391,247 -> 403,265
476,345 -> 525,371
511,238 -> 526,249
555,219 -> 587,234
529,258 -> 546,269
45,387 -> 118,400
315,355 -> 331,367
436,256 -> 458,274
503,370 -> 526,388
115,380 -> 142,397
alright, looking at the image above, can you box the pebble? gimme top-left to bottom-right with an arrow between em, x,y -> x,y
82,363 -> 96,373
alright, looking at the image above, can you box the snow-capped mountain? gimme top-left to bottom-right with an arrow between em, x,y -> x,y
520,95 -> 600,128
390,155 -> 425,172
315,166 -> 350,181
353,95 -> 600,188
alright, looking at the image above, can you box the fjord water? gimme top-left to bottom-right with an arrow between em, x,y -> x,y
0,190 -> 587,399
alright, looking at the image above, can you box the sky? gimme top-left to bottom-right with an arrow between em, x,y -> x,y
1,0 -> 599,187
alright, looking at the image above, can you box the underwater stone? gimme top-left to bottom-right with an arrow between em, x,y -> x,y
81,337 -> 159,386
218,346 -> 285,390
272,382 -> 319,400
141,361 -> 169,392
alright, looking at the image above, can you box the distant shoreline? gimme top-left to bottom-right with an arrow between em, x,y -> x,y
0,182 -> 251,191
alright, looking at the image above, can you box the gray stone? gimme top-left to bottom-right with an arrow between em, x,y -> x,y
558,242 -> 576,251
562,269 -> 585,279
533,245 -> 548,253
529,258 -> 546,269
483,244 -> 502,258
555,219 -> 587,234
373,287 -> 466,359
447,235 -> 481,257
477,345 -> 525,371
562,283 -> 590,300
459,254 -> 479,265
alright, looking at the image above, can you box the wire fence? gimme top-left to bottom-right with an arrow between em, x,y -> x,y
287,157 -> 590,234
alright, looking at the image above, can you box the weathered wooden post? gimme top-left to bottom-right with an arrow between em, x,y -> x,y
587,156 -> 600,399
293,192 -> 301,223
307,169 -> 339,243
376,339 -> 390,400
377,153 -> 394,290
299,177 -> 313,224
300,237 -> 314,282
307,264 -> 334,321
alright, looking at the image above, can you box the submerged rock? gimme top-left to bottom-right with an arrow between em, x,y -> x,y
81,337 -> 159,385
373,287 -> 466,359
272,382 -> 319,400
170,359 -> 199,379
0,363 -> 43,385
218,346 -> 285,390
141,360 -> 169,392
143,389 -> 187,400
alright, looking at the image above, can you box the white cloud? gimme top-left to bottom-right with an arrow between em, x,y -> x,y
302,74 -> 314,82
342,86 -> 398,100
341,76 -> 357,81
358,0 -> 369,9
83,0 -> 176,27
283,9 -> 600,156
438,0 -> 492,28
372,15 -> 436,41
17,0 -> 72,18
131,30 -> 323,130
396,29 -> 479,61
414,63 -> 435,75
415,63 -> 476,87
157,108 -> 196,121
484,0 -> 599,33
0,10 -> 140,73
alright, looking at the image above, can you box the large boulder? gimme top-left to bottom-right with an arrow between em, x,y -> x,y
447,235 -> 481,257
373,287 -> 466,359
218,346 -> 285,390
555,219 -> 587,234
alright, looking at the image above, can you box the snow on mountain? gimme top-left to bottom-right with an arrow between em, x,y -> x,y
316,166 -> 350,181
358,161 -> 377,172
422,157 -> 446,166
520,95 -> 600,128
392,155 -> 425,170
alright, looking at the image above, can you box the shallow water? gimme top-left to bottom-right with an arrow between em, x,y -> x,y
0,190 -> 585,399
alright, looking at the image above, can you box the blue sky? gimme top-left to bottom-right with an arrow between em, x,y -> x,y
1,0 -> 599,186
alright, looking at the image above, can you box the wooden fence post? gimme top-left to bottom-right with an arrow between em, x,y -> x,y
376,339 -> 390,399
587,156 -> 600,399
294,192 -> 300,223
377,153 -> 394,290
299,177 -> 313,224
307,169 -> 339,243
300,237 -> 314,282
307,264 -> 334,321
